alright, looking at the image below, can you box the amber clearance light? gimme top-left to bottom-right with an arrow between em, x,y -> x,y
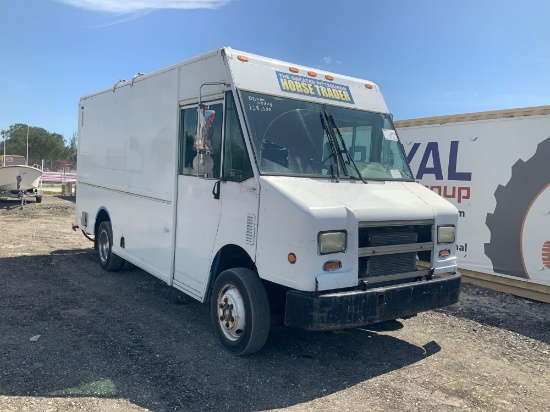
323,260 -> 342,271
439,249 -> 451,258
237,55 -> 249,62
289,67 -> 299,73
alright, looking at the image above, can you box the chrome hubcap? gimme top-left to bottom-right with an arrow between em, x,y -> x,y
99,229 -> 110,263
217,285 -> 245,341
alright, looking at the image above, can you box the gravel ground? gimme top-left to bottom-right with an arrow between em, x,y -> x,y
0,196 -> 549,412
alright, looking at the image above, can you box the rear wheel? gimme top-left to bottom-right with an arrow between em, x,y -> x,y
35,195 -> 43,203
211,268 -> 270,355
97,221 -> 125,271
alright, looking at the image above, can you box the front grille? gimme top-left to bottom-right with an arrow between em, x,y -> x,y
367,252 -> 418,277
365,230 -> 418,247
358,222 -> 433,280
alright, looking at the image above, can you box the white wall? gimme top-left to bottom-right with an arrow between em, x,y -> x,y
398,115 -> 550,286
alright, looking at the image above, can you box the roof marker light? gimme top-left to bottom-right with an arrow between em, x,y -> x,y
307,71 -> 317,77
237,55 -> 249,62
325,75 -> 334,81
365,84 -> 373,89
289,67 -> 299,73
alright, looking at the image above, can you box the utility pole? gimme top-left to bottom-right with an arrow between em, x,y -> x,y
1,130 -> 5,166
26,124 -> 30,165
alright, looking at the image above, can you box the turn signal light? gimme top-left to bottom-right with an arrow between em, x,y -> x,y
439,249 -> 451,258
323,260 -> 342,271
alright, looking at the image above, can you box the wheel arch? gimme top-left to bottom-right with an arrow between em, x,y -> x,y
206,244 -> 257,303
94,207 -> 111,250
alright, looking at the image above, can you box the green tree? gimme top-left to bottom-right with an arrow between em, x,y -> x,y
67,132 -> 78,167
2,123 -> 67,164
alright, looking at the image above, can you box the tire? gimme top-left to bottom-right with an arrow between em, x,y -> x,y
210,268 -> 270,356
485,137 -> 550,278
97,221 -> 125,271
35,196 -> 43,204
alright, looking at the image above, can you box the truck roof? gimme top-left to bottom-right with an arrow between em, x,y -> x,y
226,47 -> 379,88
226,48 -> 387,113
394,105 -> 550,128
80,47 -> 389,114
79,48 -> 223,100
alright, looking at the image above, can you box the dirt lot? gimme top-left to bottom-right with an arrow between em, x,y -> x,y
0,196 -> 549,412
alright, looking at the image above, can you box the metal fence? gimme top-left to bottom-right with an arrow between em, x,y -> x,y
42,171 -> 77,183
27,159 -> 76,173
23,159 -> 78,183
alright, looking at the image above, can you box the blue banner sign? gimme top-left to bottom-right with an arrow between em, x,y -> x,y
276,71 -> 354,104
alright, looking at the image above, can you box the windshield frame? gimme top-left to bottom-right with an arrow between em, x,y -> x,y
236,89 -> 415,182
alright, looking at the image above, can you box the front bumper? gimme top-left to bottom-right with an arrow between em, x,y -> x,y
284,272 -> 461,330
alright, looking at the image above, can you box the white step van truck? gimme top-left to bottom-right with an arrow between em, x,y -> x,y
76,47 -> 461,355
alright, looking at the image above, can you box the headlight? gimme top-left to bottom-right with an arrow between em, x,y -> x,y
318,231 -> 347,254
437,225 -> 455,244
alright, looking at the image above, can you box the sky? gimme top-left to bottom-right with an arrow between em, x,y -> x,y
1,0 -> 549,143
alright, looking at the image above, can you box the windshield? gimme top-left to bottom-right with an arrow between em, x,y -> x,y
240,91 -> 413,180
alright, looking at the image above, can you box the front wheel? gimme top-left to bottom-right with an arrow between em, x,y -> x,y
211,268 -> 270,356
97,221 -> 125,271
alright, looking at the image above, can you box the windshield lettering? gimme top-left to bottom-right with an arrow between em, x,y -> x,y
276,71 -> 355,104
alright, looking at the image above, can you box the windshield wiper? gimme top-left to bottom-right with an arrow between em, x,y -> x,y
325,108 -> 367,184
319,111 -> 342,181
322,107 -> 349,179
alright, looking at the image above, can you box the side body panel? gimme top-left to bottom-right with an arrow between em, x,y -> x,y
77,49 -> 258,299
77,185 -> 174,282
76,67 -> 180,284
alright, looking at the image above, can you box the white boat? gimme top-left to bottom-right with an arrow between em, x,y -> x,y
0,164 -> 43,191
0,155 -> 43,192
0,135 -> 44,204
